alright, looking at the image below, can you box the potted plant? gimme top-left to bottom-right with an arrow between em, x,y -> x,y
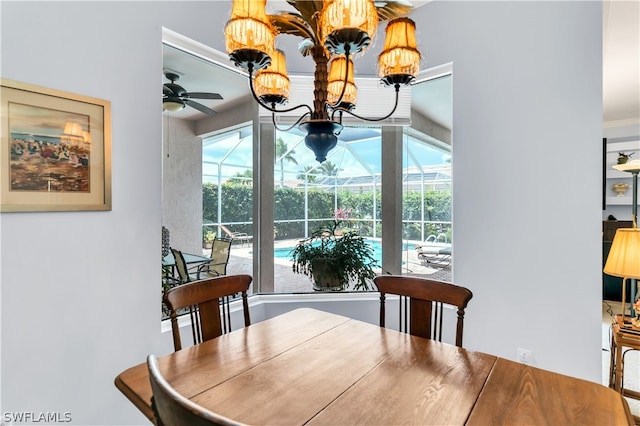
203,230 -> 215,249
290,220 -> 379,291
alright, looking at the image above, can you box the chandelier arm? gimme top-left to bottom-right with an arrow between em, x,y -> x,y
333,83 -> 400,122
326,49 -> 352,110
271,111 -> 311,133
248,67 -> 313,116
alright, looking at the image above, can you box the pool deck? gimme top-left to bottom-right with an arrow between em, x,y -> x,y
217,239 -> 452,293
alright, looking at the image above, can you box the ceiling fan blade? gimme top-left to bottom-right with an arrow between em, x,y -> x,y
185,92 -> 223,100
186,100 -> 217,116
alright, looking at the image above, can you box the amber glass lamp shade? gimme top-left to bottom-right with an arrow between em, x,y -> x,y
254,49 -> 290,105
378,17 -> 421,86
225,0 -> 275,70
327,56 -> 357,107
321,0 -> 378,55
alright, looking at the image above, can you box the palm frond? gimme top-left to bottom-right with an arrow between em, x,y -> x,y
287,0 -> 324,28
375,1 -> 414,22
269,11 -> 317,43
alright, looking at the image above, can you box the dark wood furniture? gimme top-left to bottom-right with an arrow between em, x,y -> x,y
163,275 -> 252,351
147,354 -> 244,426
374,275 -> 472,347
115,308 -> 632,425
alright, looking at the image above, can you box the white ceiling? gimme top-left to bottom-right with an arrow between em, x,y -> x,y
603,0 -> 640,126
163,0 -> 640,130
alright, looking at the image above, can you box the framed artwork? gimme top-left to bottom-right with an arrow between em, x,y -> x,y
1,79 -> 111,212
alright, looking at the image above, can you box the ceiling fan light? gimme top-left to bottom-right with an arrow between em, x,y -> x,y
163,98 -> 185,112
327,56 -> 357,107
321,0 -> 378,55
225,0 -> 275,70
378,17 -> 421,86
254,49 -> 290,105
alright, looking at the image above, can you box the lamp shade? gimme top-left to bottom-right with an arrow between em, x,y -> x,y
378,17 -> 421,85
327,56 -> 357,107
604,228 -> 640,279
254,49 -> 290,105
321,0 -> 378,54
224,0 -> 274,57
62,121 -> 84,137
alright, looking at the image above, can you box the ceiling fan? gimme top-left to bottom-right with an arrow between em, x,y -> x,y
162,71 -> 222,116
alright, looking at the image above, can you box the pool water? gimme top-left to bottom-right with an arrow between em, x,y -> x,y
274,239 -> 407,264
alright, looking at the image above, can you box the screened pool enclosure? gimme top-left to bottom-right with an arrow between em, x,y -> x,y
201,122 -> 452,292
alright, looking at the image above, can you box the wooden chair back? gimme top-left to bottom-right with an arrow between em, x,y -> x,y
199,236 -> 233,278
147,354 -> 245,426
170,247 -> 191,284
373,275 -> 473,347
163,275 -> 252,351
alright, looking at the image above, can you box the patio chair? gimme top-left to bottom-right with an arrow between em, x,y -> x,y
219,224 -> 252,247
170,247 -> 198,284
415,243 -> 452,268
374,275 -> 472,347
195,236 -> 233,279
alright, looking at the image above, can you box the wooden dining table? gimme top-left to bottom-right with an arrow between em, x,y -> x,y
115,308 -> 632,425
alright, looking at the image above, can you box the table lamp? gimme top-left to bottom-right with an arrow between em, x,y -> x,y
604,225 -> 640,322
608,159 -> 640,319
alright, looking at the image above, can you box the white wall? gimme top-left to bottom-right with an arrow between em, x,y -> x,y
162,115 -> 202,255
0,1 -> 603,424
0,2 -> 234,424
412,1 -> 603,379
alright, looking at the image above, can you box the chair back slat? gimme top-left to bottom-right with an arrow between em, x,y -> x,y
163,275 -> 252,351
374,275 -> 472,347
409,298 -> 432,339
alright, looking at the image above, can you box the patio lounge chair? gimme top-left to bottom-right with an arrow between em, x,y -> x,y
219,224 -> 252,247
416,242 -> 452,269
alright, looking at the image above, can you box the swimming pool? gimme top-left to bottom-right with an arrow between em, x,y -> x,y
274,239 -> 406,264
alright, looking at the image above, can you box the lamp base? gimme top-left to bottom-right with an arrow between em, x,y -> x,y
299,120 -> 343,163
380,74 -> 415,87
229,49 -> 271,72
324,28 -> 371,56
258,94 -> 288,106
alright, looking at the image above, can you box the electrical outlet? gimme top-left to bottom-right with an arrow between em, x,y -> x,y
517,348 -> 532,365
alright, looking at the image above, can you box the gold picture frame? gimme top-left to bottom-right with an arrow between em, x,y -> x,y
1,79 -> 111,212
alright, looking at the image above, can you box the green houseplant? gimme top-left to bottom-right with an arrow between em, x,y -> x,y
203,230 -> 216,249
291,220 -> 379,291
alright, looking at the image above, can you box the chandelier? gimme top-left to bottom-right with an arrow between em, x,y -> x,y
224,0 -> 421,162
